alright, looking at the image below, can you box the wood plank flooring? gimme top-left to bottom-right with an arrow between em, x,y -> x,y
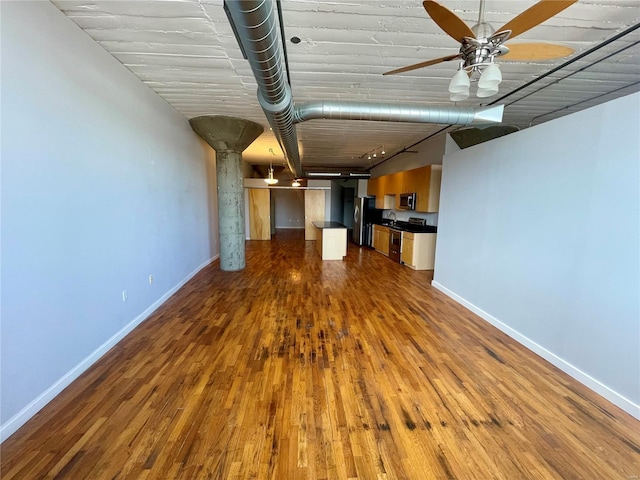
2,229 -> 639,479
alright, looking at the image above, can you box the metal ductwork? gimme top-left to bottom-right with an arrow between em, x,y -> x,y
293,101 -> 504,126
224,0 -> 303,177
224,0 -> 503,178
450,124 -> 520,149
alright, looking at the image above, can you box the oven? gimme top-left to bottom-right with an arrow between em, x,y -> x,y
389,229 -> 402,263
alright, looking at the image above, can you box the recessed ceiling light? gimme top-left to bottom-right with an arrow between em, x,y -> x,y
290,36 -> 301,44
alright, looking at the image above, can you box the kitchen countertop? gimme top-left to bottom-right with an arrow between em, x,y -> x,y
313,221 -> 347,229
377,220 -> 437,234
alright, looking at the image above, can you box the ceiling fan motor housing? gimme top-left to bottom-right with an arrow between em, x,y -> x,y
460,30 -> 511,71
471,21 -> 495,38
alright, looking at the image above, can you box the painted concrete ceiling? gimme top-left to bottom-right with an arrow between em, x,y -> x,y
52,0 -> 640,174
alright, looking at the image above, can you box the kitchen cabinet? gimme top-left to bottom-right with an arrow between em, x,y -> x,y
367,176 -> 379,197
401,233 -> 414,266
313,222 -> 347,260
385,172 -> 403,209
401,165 -> 442,212
367,176 -> 386,209
372,224 -> 390,256
367,165 -> 442,212
385,171 -> 402,194
401,231 -> 437,270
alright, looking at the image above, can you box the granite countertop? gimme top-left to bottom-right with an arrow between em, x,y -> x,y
378,220 -> 437,234
313,221 -> 347,229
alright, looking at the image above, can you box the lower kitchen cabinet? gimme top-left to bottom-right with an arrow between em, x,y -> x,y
401,231 -> 437,270
373,225 -> 390,256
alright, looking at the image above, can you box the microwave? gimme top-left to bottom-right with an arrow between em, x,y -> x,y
399,192 -> 416,210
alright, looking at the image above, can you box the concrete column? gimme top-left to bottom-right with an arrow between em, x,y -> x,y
190,116 -> 263,271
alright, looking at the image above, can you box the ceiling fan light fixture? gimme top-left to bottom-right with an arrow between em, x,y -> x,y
476,86 -> 499,98
450,90 -> 470,102
478,63 -> 502,88
448,68 -> 471,93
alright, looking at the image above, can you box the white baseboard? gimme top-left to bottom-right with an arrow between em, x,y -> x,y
431,280 -> 640,420
0,255 -> 219,443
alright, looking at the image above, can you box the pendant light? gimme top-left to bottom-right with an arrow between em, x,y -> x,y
264,148 -> 278,185
264,159 -> 278,185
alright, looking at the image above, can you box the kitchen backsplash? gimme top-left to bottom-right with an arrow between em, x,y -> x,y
383,209 -> 438,226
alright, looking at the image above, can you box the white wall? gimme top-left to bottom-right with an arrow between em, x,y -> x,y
433,93 -> 640,417
273,189 -> 305,228
370,134 -> 445,177
1,1 -> 217,440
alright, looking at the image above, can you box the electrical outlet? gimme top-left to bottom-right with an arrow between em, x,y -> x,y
122,290 -> 127,302
148,274 -> 153,285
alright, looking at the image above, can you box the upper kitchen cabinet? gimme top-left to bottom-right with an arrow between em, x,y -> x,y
385,172 -> 403,196
367,175 -> 386,209
385,172 -> 403,209
402,165 -> 442,212
368,164 -> 442,212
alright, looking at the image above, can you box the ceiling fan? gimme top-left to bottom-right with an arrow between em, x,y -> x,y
384,0 -> 577,100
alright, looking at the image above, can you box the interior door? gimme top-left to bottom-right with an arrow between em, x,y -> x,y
248,188 -> 271,240
304,190 -> 325,240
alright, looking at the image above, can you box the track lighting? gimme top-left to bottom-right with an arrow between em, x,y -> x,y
364,146 -> 386,161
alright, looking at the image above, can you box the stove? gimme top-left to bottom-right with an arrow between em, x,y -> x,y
408,217 -> 426,227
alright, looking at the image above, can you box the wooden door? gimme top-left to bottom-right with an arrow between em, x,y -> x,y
248,188 -> 271,240
304,190 -> 325,240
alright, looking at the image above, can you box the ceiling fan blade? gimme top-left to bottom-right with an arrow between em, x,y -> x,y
501,43 -> 574,61
499,0 -> 577,39
383,54 -> 461,75
423,0 -> 475,42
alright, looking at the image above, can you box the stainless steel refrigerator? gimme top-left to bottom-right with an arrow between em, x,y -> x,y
352,197 -> 382,246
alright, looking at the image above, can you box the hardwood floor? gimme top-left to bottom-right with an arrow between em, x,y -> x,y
2,229 -> 639,479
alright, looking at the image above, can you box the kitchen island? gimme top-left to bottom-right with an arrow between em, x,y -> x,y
312,221 -> 348,260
